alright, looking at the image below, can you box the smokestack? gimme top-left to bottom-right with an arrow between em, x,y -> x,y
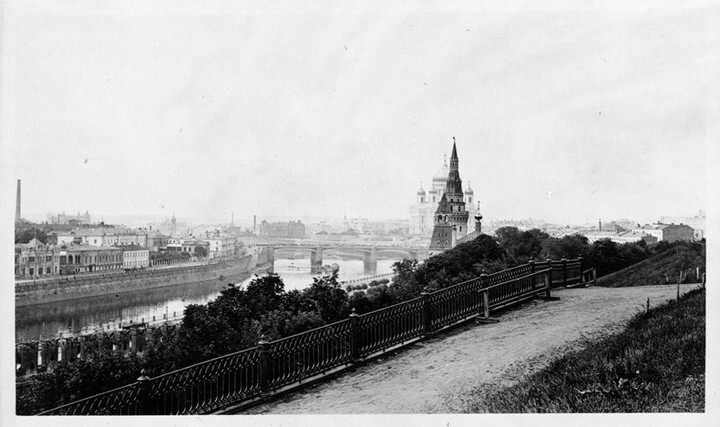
231,212 -> 234,226
15,179 -> 21,222
253,215 -> 257,233
598,218 -> 602,232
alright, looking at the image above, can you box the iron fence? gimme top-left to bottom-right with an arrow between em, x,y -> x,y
37,257 -> 586,415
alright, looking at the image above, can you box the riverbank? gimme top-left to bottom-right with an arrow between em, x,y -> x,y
15,254 -> 257,307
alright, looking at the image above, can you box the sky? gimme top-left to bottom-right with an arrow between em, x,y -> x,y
2,0 -> 718,226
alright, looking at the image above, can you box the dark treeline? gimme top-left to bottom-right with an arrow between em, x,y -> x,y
17,227 -> 705,414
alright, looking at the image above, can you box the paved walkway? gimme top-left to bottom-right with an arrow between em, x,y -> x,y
243,284 -> 699,414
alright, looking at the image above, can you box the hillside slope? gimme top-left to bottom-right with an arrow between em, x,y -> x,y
595,245 -> 705,288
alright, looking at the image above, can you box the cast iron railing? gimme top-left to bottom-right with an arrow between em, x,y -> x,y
38,257 -> 590,415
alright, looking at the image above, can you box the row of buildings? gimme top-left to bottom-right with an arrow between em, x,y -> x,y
15,225 -> 245,279
583,221 -> 701,245
14,238 -> 149,277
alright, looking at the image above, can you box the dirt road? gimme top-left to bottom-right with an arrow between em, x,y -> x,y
243,284 -> 699,414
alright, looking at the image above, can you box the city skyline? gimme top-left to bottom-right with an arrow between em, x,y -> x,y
3,1 -> 714,227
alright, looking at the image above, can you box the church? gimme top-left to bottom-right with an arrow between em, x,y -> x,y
408,139 -> 482,252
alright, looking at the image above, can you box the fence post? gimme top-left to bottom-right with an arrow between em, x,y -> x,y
258,336 -> 271,397
349,309 -> 361,363
528,260 -> 535,290
421,289 -> 433,336
577,256 -> 583,285
546,258 -> 553,287
561,258 -> 568,287
544,268 -> 552,298
593,268 -> 597,286
702,272 -> 706,289
137,369 -> 151,415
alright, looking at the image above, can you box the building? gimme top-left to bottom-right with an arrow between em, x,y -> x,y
630,223 -> 695,243
584,230 -> 658,245
409,154 -> 477,237
429,140 -> 472,253
57,211 -> 92,225
204,233 -> 238,259
660,210 -> 706,240
55,227 -> 147,248
119,244 -> 150,269
59,245 -> 123,274
144,229 -> 170,252
14,238 -> 61,278
259,220 -> 306,239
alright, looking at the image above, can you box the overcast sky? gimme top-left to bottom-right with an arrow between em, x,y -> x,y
3,1 -> 717,226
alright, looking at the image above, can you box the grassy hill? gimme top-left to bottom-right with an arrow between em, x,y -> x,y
452,288 -> 705,412
595,244 -> 705,288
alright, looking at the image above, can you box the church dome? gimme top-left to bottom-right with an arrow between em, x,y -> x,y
464,185 -> 474,195
417,186 -> 426,195
432,161 -> 449,183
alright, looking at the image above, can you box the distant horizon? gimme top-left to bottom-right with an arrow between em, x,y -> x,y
17,208 -> 704,229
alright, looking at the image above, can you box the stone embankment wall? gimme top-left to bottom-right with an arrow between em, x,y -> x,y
15,324 -> 182,377
15,254 -> 256,306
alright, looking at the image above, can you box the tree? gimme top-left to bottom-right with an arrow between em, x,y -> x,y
245,273 -> 285,317
388,259 -> 423,302
540,234 -> 590,260
494,227 -> 549,263
15,227 -> 48,244
194,245 -> 208,258
302,272 -> 349,323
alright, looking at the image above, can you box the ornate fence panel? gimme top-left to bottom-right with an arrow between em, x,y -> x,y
38,383 -> 141,415
565,259 -> 582,285
356,298 -> 424,358
36,257 -> 586,415
486,270 -> 544,307
265,320 -> 352,391
427,279 -> 482,331
147,347 -> 262,415
485,264 -> 533,287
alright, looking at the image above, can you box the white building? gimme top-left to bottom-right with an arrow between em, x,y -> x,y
55,228 -> 147,247
204,235 -> 237,259
119,245 -> 150,269
409,156 -> 478,237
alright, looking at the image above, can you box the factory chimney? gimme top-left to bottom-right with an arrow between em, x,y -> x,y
15,179 -> 21,223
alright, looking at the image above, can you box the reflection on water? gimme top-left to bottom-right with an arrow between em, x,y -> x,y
15,258 -> 398,342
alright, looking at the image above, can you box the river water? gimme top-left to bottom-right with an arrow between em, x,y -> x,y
15,257 -> 399,343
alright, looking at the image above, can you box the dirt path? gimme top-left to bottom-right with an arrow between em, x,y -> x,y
243,284 -> 699,414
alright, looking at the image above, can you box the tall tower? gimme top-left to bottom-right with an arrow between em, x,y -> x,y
15,179 -> 21,223
429,139 -> 470,252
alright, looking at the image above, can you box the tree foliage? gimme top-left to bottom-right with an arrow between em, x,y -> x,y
18,229 -> 704,415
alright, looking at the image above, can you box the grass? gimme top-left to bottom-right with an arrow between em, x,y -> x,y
443,288 -> 705,413
596,246 -> 705,288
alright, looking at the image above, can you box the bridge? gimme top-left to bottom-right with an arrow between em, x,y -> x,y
257,242 -> 429,274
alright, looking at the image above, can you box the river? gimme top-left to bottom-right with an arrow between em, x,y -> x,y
15,257 -> 399,343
